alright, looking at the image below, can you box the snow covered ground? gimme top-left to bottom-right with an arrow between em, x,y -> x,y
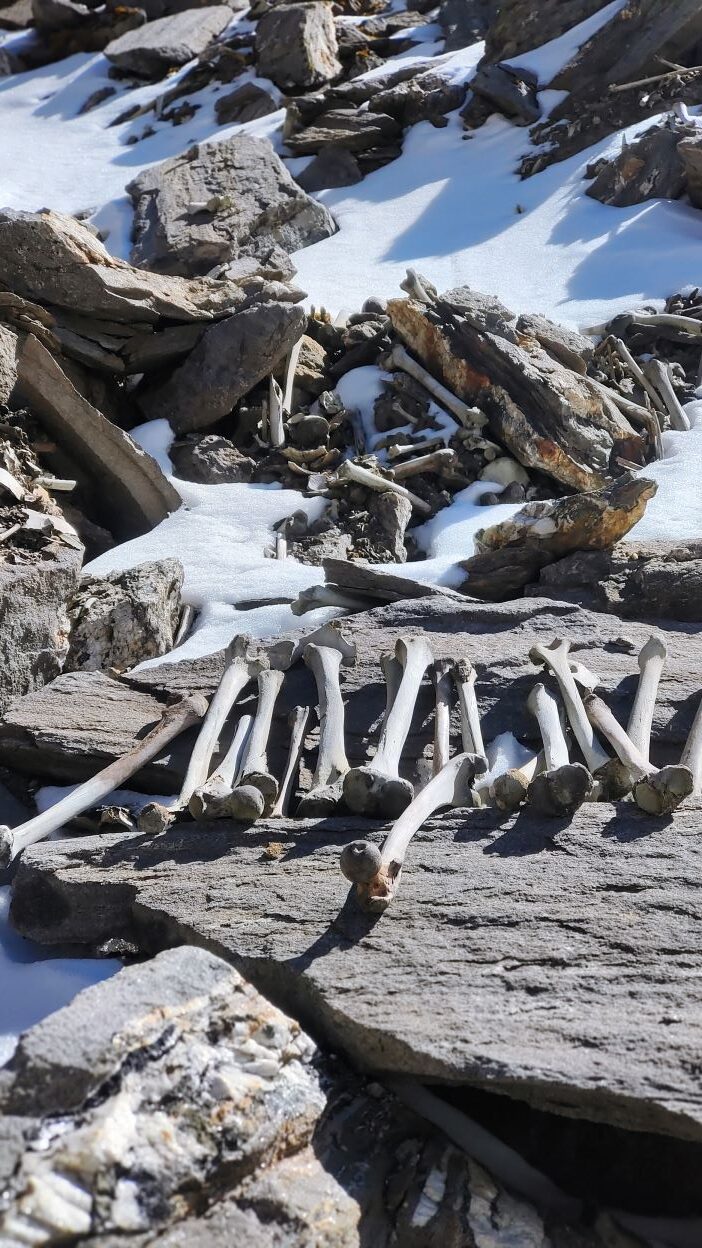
1,0 -> 702,1051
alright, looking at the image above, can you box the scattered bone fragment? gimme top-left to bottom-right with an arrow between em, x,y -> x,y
188,713 -> 253,819
297,644 -> 350,816
526,682 -> 594,817
231,667 -> 285,816
627,635 -> 667,761
643,358 -> 691,431
431,659 -> 454,776
271,705 -> 310,817
334,459 -> 432,515
0,695 -> 207,866
391,448 -> 457,480
453,660 -> 485,758
384,342 -> 486,428
291,583 -> 370,615
340,752 -> 486,912
343,636 -> 434,817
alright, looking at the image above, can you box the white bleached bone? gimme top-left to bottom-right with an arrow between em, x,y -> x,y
282,336 -> 303,414
340,752 -> 486,912
643,358 -> 691,431
343,635 -> 434,817
680,693 -> 702,796
611,337 -> 666,415
453,660 -> 485,758
291,584 -> 369,616
529,640 -> 610,774
627,635 -> 667,762
297,645 -> 350,816
589,377 -> 662,458
0,695 -> 207,866
491,753 -> 542,812
526,682 -> 594,817
391,448 -> 457,480
231,667 -> 285,815
385,342 -> 486,429
431,659 -> 454,775
334,458 -> 431,515
269,375 -> 285,447
188,713 -> 253,820
271,705 -> 310,817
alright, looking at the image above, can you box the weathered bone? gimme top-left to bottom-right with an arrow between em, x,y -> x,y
388,435 -> 446,460
0,695 -> 207,866
580,688 -> 693,815
611,337 -> 666,415
526,682 -> 594,817
269,375 -> 285,447
291,583 -> 370,616
282,336 -> 303,414
343,635 -> 434,817
589,377 -> 663,457
384,342 -> 486,429
431,659 -> 454,775
529,641 -> 610,775
334,458 -> 432,515
680,693 -> 702,796
297,645 -> 350,816
392,449 -> 457,480
453,660 -> 485,758
188,713 -> 253,820
643,359 -> 691,431
271,705 -> 310,817
491,753 -> 542,812
231,667 -> 285,815
627,635 -> 667,762
275,531 -> 287,561
340,752 -> 486,912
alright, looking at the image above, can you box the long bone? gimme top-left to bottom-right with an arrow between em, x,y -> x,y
297,645 -> 350,816
384,343 -> 487,429
392,449 -> 457,480
627,635 -> 667,761
229,667 -> 285,817
139,635 -> 266,833
271,706 -> 310,817
343,635 -> 434,817
453,660 -> 485,758
340,752 -> 486,912
643,359 -> 691,431
334,459 -> 431,515
0,695 -> 207,866
188,713 -> 253,820
529,641 -> 611,776
526,682 -> 594,817
680,693 -> 702,796
431,659 -> 454,775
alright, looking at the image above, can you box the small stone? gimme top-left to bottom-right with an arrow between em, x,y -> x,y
170,435 -> 255,484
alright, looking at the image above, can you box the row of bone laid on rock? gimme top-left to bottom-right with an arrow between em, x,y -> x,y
340,751 -> 488,912
343,635 -> 435,818
296,644 -> 350,816
0,694 -> 207,867
188,713 -> 254,820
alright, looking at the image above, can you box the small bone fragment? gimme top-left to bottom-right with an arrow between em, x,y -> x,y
269,375 -> 285,447
297,645 -> 350,816
384,342 -> 486,429
173,603 -> 196,649
627,635 -> 667,761
233,667 -> 285,815
343,635 -> 434,817
0,696 -> 207,866
431,659 -> 454,776
334,459 -> 431,515
529,641 -> 610,774
271,705 -> 310,817
188,713 -> 253,819
340,752 -> 486,912
526,682 -> 594,817
391,448 -> 457,480
643,358 -> 691,431
453,660 -> 485,758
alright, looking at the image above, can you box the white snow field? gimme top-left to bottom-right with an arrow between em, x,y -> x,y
0,0 -> 701,1050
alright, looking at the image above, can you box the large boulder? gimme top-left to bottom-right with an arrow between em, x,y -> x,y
587,123 -> 688,207
533,537 -> 702,621
65,558 -> 183,674
104,5 -> 232,76
127,134 -> 335,278
255,1 -> 341,90
0,543 -> 81,715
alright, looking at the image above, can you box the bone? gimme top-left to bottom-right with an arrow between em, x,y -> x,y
173,603 -> 196,649
340,752 -> 486,912
271,705 -> 310,817
297,645 -> 350,816
431,659 -> 454,776
269,375 -> 285,447
188,713 -> 253,820
680,693 -> 702,796
282,336 -> 303,414
233,667 -> 285,815
589,377 -> 663,457
581,690 -> 693,814
627,635 -> 667,761
611,337 -> 666,415
643,359 -> 691,431
291,584 -> 370,616
453,660 -> 485,759
343,635 -> 434,817
275,531 -> 287,560
384,343 -> 486,429
334,459 -> 432,515
0,695 -> 207,866
529,641 -> 610,775
391,448 -> 457,480
491,753 -> 542,812
525,682 -> 594,817
388,435 -> 446,460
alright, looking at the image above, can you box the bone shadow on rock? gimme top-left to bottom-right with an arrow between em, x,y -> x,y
282,889 -> 385,976
599,808 -> 674,843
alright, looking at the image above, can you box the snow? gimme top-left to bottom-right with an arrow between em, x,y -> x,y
624,404 -> 702,543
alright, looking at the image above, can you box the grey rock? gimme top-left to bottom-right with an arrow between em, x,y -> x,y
255,1 -> 341,91
468,61 -> 541,126
295,146 -> 363,192
439,0 -> 493,52
104,6 -> 232,77
0,544 -> 81,715
127,134 -> 335,277
13,794 -> 702,1144
137,300 -> 307,432
516,312 -> 593,375
286,108 -> 402,155
0,323 -> 19,406
486,0 -> 609,62
170,434 -> 255,483
587,124 -> 687,207
533,538 -> 702,622
368,68 -> 467,127
214,81 -> 278,125
678,132 -> 702,209
365,489 -> 412,562
65,559 -> 183,675
31,0 -> 89,29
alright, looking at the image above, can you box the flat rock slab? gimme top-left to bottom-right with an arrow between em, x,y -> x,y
105,6 -> 232,76
12,799 -> 702,1143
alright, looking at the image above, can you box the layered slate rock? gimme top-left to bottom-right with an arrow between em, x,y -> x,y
12,799 -> 702,1144
104,5 -> 231,76
587,123 -> 688,207
533,538 -> 702,622
0,323 -> 19,405
485,0 -> 609,61
255,1 -> 341,91
0,543 -> 81,715
127,134 -> 335,278
387,283 -> 645,491
65,559 -> 183,674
